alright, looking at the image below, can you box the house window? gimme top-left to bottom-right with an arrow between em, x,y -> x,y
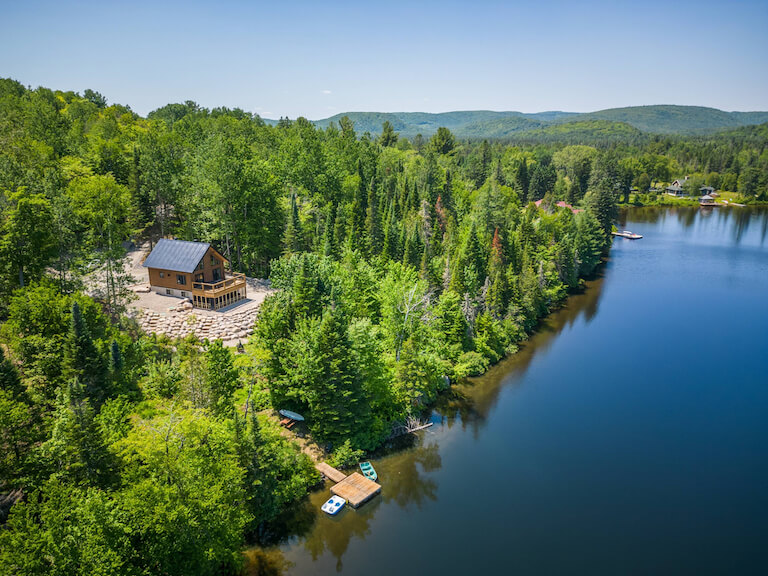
177,274 -> 186,285
197,260 -> 204,271
212,268 -> 221,281
181,291 -> 187,298
195,273 -> 204,282
210,255 -> 219,266
166,289 -> 172,295
159,271 -> 165,278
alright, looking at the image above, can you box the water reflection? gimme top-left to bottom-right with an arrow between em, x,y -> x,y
435,273 -> 606,437
380,442 -> 441,510
621,205 -> 767,246
245,438 -> 444,574
299,440 -> 442,572
242,548 -> 294,576
302,497 -> 379,572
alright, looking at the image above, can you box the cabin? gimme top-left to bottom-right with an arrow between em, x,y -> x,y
143,239 -> 247,311
700,194 -> 715,204
665,177 -> 689,196
665,184 -> 685,196
700,185 -> 716,195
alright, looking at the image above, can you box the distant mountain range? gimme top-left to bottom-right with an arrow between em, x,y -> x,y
267,105 -> 768,139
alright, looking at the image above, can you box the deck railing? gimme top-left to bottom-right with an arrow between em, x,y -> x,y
191,272 -> 246,298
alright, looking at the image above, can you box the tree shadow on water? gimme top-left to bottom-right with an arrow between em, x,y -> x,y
432,270 -> 607,439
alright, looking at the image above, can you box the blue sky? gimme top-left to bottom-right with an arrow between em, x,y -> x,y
1,0 -> 766,118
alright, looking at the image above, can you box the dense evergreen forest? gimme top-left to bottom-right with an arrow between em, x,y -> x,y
0,78 -> 766,575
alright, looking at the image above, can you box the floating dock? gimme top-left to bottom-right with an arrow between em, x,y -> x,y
315,462 -> 348,484
330,472 -> 381,508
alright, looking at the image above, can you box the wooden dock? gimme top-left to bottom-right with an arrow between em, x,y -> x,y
330,472 -> 381,508
315,462 -> 347,484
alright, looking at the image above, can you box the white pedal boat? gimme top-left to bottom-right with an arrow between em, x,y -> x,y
321,495 -> 346,515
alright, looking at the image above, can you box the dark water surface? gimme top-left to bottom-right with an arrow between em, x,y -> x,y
252,207 -> 768,575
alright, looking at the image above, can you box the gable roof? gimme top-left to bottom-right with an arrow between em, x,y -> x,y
143,239 -> 211,273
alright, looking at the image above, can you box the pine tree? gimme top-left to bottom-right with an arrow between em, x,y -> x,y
205,340 -> 239,418
516,159 -> 529,199
402,226 -> 423,269
44,378 -> 114,487
480,140 -> 491,184
322,202 -> 336,258
108,340 -> 124,395
283,191 -> 302,254
463,221 -> 486,278
307,308 -> 370,446
292,256 -> 320,318
332,204 -> 347,257
348,160 -> 368,244
365,178 -> 382,256
65,302 -> 105,404
382,200 -> 398,261
380,121 -> 398,147
0,348 -> 24,399
486,228 -> 508,318
585,180 -> 618,246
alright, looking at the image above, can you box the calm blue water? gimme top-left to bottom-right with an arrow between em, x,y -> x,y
257,207 -> 768,576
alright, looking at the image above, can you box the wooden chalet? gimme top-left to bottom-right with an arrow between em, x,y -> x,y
666,177 -> 689,197
143,239 -> 246,311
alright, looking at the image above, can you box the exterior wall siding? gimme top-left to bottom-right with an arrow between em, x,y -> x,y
147,246 -> 227,290
148,268 -> 193,291
194,246 -> 227,283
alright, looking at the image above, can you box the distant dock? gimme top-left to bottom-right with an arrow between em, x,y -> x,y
315,463 -> 381,508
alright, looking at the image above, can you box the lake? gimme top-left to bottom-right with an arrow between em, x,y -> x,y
249,206 -> 768,576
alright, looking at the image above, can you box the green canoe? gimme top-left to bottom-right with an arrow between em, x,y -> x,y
359,461 -> 377,482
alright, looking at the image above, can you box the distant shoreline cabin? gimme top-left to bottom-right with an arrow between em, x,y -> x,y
666,177 -> 688,197
143,239 -> 247,311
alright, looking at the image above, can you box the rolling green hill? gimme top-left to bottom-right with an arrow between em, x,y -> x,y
569,105 -> 768,135
270,105 -> 768,140
312,110 -> 532,136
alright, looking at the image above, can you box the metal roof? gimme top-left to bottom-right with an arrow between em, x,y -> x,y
143,239 -> 211,273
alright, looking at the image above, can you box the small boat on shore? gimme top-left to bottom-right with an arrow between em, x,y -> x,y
321,495 -> 346,515
278,409 -> 305,421
359,461 -> 378,481
612,230 -> 643,239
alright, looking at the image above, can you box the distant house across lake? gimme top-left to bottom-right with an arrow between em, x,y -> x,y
143,239 -> 247,310
666,177 -> 688,196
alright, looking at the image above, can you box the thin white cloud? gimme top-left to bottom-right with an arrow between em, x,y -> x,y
322,89 -> 332,95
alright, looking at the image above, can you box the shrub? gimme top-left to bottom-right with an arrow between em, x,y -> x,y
328,439 -> 364,469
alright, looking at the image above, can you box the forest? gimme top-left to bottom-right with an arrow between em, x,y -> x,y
0,78 -> 767,575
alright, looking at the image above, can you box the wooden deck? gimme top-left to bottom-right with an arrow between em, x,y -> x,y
315,462 -> 347,484
330,472 -> 381,508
